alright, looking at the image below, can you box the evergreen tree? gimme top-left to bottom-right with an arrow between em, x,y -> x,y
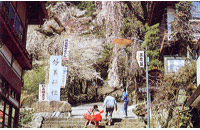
142,23 -> 162,71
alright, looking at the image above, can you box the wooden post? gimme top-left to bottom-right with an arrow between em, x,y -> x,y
8,104 -> 12,127
2,101 -> 6,128
177,111 -> 180,128
14,109 -> 19,128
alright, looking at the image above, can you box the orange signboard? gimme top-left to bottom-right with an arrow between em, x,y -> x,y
113,38 -> 132,45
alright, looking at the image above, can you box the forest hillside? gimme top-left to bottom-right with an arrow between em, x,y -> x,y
20,2 -> 200,128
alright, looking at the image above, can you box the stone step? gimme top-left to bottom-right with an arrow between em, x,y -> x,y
43,119 -> 140,125
42,123 -> 145,128
44,118 -> 139,122
42,118 -> 146,128
42,124 -> 144,128
43,121 -> 141,126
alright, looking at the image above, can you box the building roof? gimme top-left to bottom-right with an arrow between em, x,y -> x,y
27,1 -> 48,25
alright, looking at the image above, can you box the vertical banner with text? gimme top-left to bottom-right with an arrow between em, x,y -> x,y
39,84 -> 48,101
48,56 -> 62,101
61,39 -> 70,88
136,51 -> 144,68
61,67 -> 67,88
62,39 -> 70,66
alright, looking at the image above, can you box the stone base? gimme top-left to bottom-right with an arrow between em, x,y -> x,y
32,101 -> 72,113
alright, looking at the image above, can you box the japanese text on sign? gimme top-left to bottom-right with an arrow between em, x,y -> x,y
48,56 -> 62,101
39,84 -> 48,101
63,39 -> 70,60
61,67 -> 67,88
136,51 -> 144,68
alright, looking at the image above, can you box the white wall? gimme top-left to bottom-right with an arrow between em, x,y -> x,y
197,56 -> 200,86
167,7 -> 175,41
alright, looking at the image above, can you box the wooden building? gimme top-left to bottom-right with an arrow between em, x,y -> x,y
149,2 -> 200,125
149,1 -> 200,60
0,1 -> 48,128
186,85 -> 200,109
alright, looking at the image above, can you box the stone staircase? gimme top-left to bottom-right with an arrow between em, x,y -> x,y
28,102 -> 146,128
41,117 -> 146,128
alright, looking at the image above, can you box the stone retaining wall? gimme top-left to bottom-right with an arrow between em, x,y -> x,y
32,101 -> 72,112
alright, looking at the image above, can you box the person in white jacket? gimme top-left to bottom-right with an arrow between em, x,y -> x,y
103,95 -> 117,126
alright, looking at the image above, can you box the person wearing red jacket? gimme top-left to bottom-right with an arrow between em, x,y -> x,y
83,105 -> 104,128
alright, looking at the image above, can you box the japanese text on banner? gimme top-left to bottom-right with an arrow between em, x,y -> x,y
39,84 -> 48,101
48,56 -> 62,101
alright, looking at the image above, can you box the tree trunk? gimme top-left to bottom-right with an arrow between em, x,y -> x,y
73,79 -> 76,95
84,81 -> 89,94
95,84 -> 98,98
79,79 -> 83,94
164,108 -> 173,128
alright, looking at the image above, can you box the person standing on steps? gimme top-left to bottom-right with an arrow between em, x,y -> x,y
121,88 -> 129,118
103,94 -> 117,126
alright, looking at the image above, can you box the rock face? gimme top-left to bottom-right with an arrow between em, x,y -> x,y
33,101 -> 72,113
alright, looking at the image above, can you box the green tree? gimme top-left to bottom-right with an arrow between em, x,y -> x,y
23,64 -> 46,94
142,23 -> 162,71
78,2 -> 96,13
96,44 -> 113,80
21,63 -> 46,106
122,1 -> 152,39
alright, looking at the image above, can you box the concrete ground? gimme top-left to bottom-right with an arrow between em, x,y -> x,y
71,102 -> 138,119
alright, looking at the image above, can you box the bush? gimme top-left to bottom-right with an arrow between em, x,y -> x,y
19,109 -> 33,128
23,63 -> 46,95
22,63 -> 46,106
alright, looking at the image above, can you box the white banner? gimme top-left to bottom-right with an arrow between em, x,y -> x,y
136,51 -> 144,68
61,39 -> 69,87
63,39 -> 70,60
48,56 -> 62,101
61,67 -> 67,88
39,84 -> 48,101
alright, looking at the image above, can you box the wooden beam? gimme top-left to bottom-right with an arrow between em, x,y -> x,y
160,32 -> 167,53
40,1 -> 48,19
0,13 -> 32,70
186,85 -> 200,108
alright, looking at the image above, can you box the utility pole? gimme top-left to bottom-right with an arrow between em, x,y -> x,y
145,41 -> 150,128
132,38 -> 150,128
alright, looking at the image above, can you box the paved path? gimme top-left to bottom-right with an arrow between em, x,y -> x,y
71,102 -> 138,119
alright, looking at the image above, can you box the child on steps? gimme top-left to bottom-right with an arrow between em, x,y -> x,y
83,105 -> 104,128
